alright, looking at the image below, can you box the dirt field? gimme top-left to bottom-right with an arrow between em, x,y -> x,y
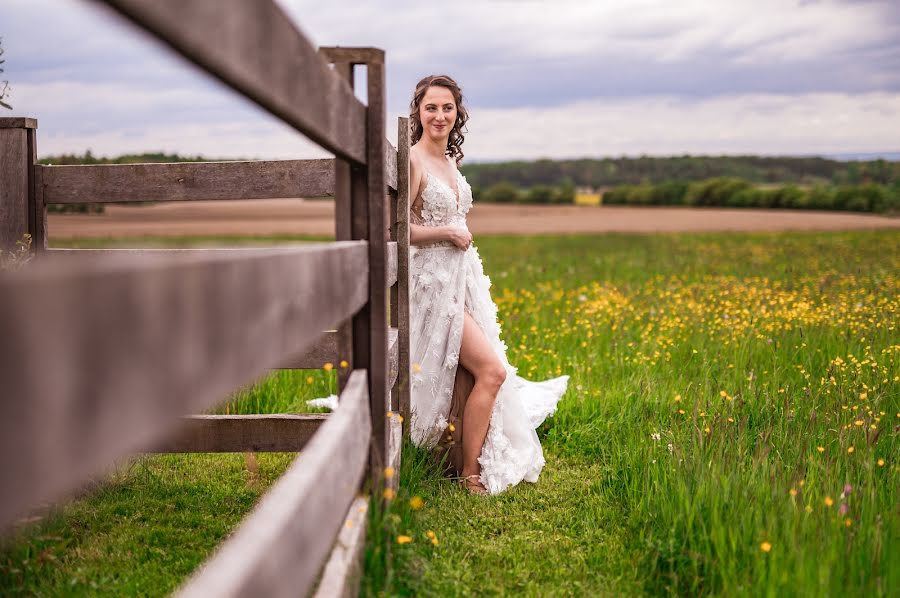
48,199 -> 900,240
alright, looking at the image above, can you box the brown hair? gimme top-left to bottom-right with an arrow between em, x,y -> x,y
409,75 -> 469,164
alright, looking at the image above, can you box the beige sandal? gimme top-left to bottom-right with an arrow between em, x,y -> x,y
458,474 -> 489,496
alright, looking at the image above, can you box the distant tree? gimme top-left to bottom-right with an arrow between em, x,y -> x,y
0,37 -> 11,110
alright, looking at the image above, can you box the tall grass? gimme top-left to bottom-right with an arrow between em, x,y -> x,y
373,231 -> 899,597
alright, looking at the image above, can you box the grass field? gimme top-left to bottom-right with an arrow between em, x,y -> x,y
2,231 -> 898,596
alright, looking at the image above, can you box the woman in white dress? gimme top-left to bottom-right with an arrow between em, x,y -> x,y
407,75 -> 569,496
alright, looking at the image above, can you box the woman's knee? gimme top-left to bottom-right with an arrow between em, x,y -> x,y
476,362 -> 506,392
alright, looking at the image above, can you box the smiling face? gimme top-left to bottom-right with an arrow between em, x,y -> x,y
419,85 -> 458,144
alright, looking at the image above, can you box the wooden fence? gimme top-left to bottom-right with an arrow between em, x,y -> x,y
0,1 -> 412,595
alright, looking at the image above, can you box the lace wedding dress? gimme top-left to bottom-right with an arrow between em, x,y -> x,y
408,161 -> 569,495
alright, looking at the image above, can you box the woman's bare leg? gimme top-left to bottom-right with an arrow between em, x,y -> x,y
458,312 -> 507,490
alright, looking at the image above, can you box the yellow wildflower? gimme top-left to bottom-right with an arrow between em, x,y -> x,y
383,488 -> 395,501
817,446 -> 825,453
323,362 -> 334,372
383,467 -> 395,478
824,496 -> 834,507
340,359 -> 349,369
396,535 -> 412,544
760,542 -> 772,553
789,488 -> 797,497
409,496 -> 424,510
848,446 -> 855,454
306,376 -> 314,384
877,458 -> 885,467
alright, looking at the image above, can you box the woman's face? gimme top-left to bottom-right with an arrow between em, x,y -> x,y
419,85 -> 457,143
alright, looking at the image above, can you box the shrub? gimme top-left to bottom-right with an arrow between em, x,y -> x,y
627,184 -> 655,205
685,178 -> 752,207
832,184 -> 886,212
524,185 -> 557,204
726,188 -> 762,208
650,181 -> 689,205
769,185 -> 806,209
482,181 -> 521,203
556,180 -> 576,204
600,179 -> 895,213
807,186 -> 834,210
603,187 -> 630,205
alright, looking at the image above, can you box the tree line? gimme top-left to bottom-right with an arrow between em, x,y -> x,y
459,155 -> 900,188
40,151 -> 900,214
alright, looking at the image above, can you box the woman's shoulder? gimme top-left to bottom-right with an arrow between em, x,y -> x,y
409,144 -> 424,168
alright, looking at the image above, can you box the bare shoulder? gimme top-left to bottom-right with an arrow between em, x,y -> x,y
409,145 -> 424,171
408,145 -> 426,203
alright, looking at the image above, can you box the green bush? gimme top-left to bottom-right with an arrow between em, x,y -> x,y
599,178 -> 896,213
832,184 -> 887,212
556,180 -> 576,204
807,186 -> 834,210
524,185 -> 557,204
686,178 -> 753,207
603,187 -> 629,205
650,181 -> 689,205
482,181 -> 521,203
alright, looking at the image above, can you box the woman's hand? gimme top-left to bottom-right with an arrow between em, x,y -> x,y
447,227 -> 473,251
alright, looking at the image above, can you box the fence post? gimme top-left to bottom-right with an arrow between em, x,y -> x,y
364,53 -> 389,493
330,59 -> 355,393
320,47 -> 390,493
395,117 -> 411,434
0,118 -> 40,253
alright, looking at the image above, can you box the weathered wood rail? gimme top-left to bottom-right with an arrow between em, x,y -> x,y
0,1 -> 412,596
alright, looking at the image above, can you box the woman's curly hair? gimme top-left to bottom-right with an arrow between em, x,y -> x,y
409,74 -> 468,165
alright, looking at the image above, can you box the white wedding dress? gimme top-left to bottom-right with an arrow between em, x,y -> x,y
408,160 -> 569,495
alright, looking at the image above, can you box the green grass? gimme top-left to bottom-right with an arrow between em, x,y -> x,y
2,231 -> 898,596
369,231 -> 900,597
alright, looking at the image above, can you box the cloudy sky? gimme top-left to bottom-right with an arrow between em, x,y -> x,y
2,0 -> 899,161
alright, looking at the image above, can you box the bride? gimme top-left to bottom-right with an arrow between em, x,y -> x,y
407,75 -> 569,495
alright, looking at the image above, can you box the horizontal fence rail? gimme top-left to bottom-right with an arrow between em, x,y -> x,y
151,414 -> 328,453
176,369 -> 371,598
39,151 -> 399,206
39,159 -> 335,204
0,243 -> 369,528
100,0 -> 367,163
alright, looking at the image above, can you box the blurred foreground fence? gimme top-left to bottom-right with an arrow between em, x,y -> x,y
0,1 -> 412,595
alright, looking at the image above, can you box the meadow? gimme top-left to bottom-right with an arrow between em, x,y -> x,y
1,230 -> 898,596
